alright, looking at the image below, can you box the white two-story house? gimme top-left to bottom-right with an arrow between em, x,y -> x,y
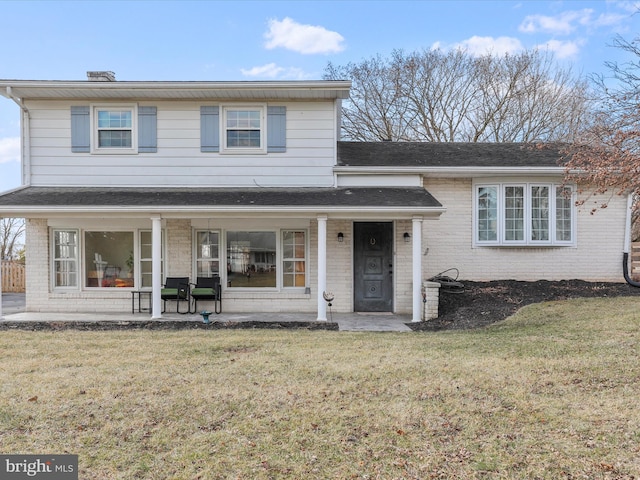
0,72 -> 632,322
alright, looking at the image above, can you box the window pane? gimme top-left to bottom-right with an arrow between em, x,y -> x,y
139,231 -> 162,289
197,231 -> 220,277
504,186 -> 524,241
98,130 -> 132,148
477,187 -> 498,241
283,230 -> 306,288
85,231 -> 134,288
531,186 -> 550,241
225,109 -> 261,148
556,186 -> 573,242
227,232 -> 276,288
53,230 -> 78,288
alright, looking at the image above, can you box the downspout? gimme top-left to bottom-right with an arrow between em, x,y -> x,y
622,193 -> 640,287
5,87 -> 31,186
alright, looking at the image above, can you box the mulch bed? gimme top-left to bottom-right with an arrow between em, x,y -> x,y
0,320 -> 339,331
410,279 -> 640,331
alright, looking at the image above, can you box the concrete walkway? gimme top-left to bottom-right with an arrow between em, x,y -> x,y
0,294 -> 413,332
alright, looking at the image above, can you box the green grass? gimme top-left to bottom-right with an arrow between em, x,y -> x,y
1,297 -> 640,478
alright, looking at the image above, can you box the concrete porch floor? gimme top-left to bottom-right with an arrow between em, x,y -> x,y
0,294 -> 413,332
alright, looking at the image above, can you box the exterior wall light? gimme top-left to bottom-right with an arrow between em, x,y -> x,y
404,232 -> 411,243
337,232 -> 344,242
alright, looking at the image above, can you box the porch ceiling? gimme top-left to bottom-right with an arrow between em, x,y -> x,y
0,186 -> 444,218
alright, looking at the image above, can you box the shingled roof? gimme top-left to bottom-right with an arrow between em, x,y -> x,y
337,142 -> 565,168
0,186 -> 442,215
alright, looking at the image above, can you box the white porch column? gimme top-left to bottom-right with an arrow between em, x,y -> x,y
317,215 -> 328,321
151,217 -> 162,319
412,216 -> 423,322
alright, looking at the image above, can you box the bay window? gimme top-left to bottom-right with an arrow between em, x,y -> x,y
475,183 -> 575,246
84,231 -> 134,288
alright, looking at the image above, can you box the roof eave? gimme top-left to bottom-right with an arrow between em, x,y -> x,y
334,166 -> 566,177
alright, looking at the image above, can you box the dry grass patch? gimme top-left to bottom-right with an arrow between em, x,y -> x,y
1,297 -> 640,478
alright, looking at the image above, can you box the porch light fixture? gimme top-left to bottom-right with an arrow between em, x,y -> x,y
404,232 -> 411,243
337,232 -> 344,242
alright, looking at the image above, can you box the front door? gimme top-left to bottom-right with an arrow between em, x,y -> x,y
354,222 -> 393,312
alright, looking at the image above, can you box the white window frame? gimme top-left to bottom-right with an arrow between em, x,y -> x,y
282,230 -> 308,289
193,230 -> 221,278
222,228 -> 308,290
90,104 -> 138,154
474,181 -> 576,247
138,230 -> 165,290
220,104 -> 267,154
51,228 -> 80,290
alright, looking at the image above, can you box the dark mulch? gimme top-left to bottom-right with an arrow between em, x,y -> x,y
0,320 -> 339,332
409,279 -> 640,331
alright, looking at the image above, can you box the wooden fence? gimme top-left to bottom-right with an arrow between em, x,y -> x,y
1,261 -> 25,293
632,242 -> 640,277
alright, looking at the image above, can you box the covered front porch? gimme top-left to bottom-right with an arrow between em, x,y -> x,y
0,186 -> 445,323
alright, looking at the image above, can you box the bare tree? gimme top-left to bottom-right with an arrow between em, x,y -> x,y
563,34 -> 640,212
325,48 -> 590,143
1,218 -> 25,261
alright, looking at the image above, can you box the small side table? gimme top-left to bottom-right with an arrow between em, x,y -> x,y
131,290 -> 152,313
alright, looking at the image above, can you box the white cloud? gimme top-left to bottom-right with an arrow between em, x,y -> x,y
0,137 -> 20,164
519,9 -> 594,35
264,17 -> 345,54
537,39 -> 583,59
241,63 -> 285,78
452,36 -> 524,57
241,63 -> 313,80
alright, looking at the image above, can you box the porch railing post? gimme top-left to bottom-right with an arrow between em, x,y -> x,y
412,216 -> 423,322
151,217 -> 162,319
317,215 -> 327,321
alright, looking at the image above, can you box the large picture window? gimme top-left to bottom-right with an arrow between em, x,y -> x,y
85,231 -> 134,288
53,229 -> 79,288
226,231 -> 276,288
475,183 -> 575,246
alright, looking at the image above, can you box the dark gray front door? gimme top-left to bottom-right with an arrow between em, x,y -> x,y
354,222 -> 393,312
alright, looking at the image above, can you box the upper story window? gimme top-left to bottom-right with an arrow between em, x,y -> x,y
222,105 -> 266,153
92,105 -> 137,153
71,105 -> 157,154
97,110 -> 133,148
474,182 -> 575,247
201,105 -> 286,154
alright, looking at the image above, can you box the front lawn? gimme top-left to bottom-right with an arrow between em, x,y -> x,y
1,296 -> 639,478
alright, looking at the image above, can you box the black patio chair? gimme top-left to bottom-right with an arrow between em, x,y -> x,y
161,277 -> 190,314
190,275 -> 222,314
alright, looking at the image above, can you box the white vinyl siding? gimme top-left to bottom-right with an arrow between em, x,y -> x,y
27,100 -> 337,187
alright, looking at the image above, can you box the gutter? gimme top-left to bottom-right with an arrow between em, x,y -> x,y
622,193 -> 640,287
5,87 -> 30,186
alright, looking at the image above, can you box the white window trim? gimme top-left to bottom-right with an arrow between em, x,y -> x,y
51,228 -> 80,291
90,103 -> 138,154
193,229 -> 221,278
220,104 -> 267,155
473,181 -> 576,247
222,228 -> 308,291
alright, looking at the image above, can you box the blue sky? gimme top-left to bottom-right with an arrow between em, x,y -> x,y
0,0 -> 638,192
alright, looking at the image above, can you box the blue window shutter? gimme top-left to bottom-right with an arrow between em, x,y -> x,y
70,106 -> 90,153
201,106 -> 219,152
138,106 -> 157,153
267,106 -> 286,152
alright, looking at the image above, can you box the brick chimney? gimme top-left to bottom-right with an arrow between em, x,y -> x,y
87,71 -> 116,82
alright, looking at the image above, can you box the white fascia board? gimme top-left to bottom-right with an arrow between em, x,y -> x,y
0,80 -> 352,100
334,166 -> 565,177
0,205 -> 446,218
